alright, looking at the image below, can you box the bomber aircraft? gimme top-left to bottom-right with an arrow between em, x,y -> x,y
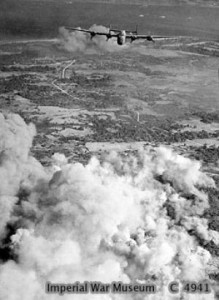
65,25 -> 173,46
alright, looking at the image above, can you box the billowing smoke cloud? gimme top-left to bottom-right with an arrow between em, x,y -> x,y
0,112 -> 218,300
58,25 -> 127,54
0,114 -> 46,238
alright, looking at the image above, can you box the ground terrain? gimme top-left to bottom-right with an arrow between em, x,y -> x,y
1,37 -> 219,165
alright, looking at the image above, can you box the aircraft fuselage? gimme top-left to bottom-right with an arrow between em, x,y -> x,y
117,30 -> 126,45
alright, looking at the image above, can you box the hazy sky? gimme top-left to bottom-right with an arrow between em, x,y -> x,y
1,0 -> 219,39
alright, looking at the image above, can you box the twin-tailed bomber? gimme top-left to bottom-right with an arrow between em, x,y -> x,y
65,25 -> 173,45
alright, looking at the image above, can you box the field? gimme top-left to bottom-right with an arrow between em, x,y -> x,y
1,36 -> 219,163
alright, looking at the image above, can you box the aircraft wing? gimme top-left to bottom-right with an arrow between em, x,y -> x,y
149,35 -> 177,40
65,27 -> 92,33
65,27 -> 118,37
126,34 -> 176,42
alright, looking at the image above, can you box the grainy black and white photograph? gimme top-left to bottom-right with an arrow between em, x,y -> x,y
0,0 -> 219,299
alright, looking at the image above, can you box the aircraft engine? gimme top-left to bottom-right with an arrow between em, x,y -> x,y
146,36 -> 155,43
90,31 -> 96,40
130,36 -> 137,43
106,33 -> 113,41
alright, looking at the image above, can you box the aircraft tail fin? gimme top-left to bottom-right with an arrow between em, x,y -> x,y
109,25 -> 121,33
135,25 -> 138,35
129,25 -> 138,35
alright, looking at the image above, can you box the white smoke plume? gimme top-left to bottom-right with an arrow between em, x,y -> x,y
0,112 -> 218,300
58,25 -> 127,54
